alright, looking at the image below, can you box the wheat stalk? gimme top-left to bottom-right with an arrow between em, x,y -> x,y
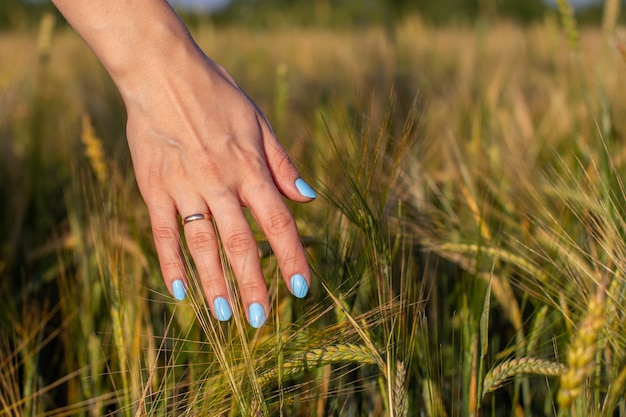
602,0 -> 621,38
433,243 -> 547,282
274,63 -> 289,132
526,305 -> 549,356
432,242 -> 528,330
110,305 -> 131,417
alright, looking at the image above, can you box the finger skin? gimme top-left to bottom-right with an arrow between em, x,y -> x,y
243,180 -> 310,298
258,120 -> 314,297
145,199 -> 188,299
209,196 -> 269,325
183,216 -> 232,320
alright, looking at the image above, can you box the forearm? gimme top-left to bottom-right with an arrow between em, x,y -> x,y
52,0 -> 199,100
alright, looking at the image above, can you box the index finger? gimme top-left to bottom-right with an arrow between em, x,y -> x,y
243,181 -> 310,299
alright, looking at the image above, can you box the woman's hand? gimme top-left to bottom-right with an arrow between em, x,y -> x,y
126,50 -> 315,328
52,0 -> 316,328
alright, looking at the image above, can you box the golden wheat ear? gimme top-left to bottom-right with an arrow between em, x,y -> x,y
558,285 -> 607,409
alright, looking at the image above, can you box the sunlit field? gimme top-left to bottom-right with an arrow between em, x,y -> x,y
1,7 -> 626,416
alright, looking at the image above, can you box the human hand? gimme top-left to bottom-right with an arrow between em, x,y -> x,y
51,0 -> 316,328
121,46 -> 316,328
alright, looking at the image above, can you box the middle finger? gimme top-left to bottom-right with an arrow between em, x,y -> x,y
209,195 -> 269,329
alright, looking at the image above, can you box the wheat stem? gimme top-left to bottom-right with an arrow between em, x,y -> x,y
602,0 -> 621,38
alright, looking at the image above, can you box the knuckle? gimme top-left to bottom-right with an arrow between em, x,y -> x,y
152,223 -> 178,243
225,231 -> 257,256
196,157 -> 223,183
239,152 -> 266,178
279,254 -> 299,271
275,149 -> 294,173
200,272 -> 224,295
142,165 -> 167,198
146,168 -> 162,191
265,137 -> 296,174
241,281 -> 268,298
264,208 -> 294,236
188,229 -> 218,254
201,271 -> 222,289
159,257 -> 183,277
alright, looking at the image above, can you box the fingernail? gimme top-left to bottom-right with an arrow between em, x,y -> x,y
290,274 -> 309,298
295,178 -> 317,199
213,297 -> 233,322
172,280 -> 187,301
248,303 -> 266,328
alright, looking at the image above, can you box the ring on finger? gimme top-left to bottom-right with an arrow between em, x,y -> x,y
182,212 -> 212,226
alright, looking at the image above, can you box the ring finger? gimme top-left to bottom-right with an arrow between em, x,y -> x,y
181,206 -> 232,322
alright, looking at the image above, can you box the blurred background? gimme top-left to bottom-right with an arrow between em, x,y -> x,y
0,0 -> 620,30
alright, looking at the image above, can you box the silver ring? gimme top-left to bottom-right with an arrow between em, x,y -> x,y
182,212 -> 211,226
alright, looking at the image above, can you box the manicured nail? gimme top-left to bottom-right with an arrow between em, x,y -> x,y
295,178 -> 317,199
172,280 -> 186,301
248,303 -> 266,328
290,274 -> 309,298
213,297 -> 233,322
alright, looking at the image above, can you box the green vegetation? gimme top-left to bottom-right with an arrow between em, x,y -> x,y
1,2 -> 626,416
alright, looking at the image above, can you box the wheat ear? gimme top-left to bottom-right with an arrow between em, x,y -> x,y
483,357 -> 565,395
555,0 -> 580,53
393,360 -> 408,417
557,287 -> 607,409
257,344 -> 378,386
81,114 -> 108,185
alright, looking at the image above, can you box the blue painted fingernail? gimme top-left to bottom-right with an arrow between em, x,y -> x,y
295,178 -> 317,199
290,274 -> 309,298
172,280 -> 186,301
248,303 -> 266,328
214,297 -> 233,322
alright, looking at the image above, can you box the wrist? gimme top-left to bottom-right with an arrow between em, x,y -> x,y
105,16 -> 196,91
53,0 -> 199,100
109,25 -> 200,105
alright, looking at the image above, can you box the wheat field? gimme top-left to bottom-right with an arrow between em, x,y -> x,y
1,8 -> 626,416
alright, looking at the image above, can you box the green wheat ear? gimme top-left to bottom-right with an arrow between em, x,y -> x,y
482,357 -> 566,395
257,343 -> 378,386
555,0 -> 580,53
